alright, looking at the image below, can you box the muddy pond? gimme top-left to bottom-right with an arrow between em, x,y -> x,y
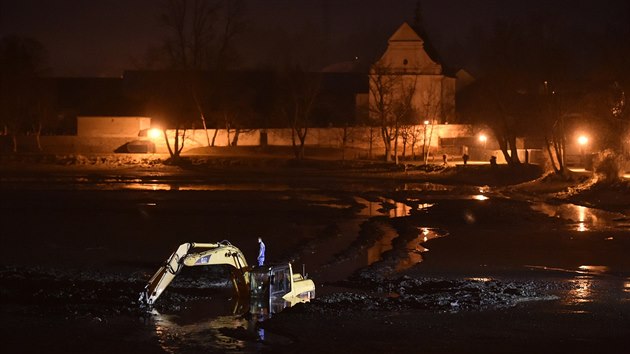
1,173 -> 629,353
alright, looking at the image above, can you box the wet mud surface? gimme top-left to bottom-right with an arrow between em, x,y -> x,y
1,167 -> 629,353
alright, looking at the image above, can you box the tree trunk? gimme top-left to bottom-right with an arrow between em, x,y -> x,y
368,127 -> 374,160
35,122 -> 43,152
544,137 -> 561,174
163,130 -> 174,157
394,125 -> 400,165
381,126 -> 392,162
231,129 -> 240,146
211,129 -> 218,147
11,134 -> 17,153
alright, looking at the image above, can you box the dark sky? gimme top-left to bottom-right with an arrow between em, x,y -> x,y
1,0 -> 628,77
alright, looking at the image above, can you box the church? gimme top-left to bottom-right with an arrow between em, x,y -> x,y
366,22 -> 456,124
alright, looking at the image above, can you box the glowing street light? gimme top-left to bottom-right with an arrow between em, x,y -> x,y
479,134 -> 487,150
577,135 -> 588,146
148,128 -> 162,140
422,120 -> 430,164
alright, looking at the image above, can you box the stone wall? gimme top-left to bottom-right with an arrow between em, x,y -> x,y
2,124 -> 473,157
154,124 -> 472,153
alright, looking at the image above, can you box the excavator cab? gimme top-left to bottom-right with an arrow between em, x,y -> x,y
249,263 -> 315,303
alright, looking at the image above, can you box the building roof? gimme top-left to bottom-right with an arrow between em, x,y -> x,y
388,22 -> 424,44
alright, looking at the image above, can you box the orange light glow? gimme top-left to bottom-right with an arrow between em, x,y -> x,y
577,135 -> 588,146
479,134 -> 487,143
148,128 -> 162,140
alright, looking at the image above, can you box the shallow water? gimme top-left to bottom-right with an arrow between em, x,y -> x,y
530,202 -> 630,232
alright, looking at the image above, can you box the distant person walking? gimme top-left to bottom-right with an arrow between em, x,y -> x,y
462,153 -> 469,166
257,237 -> 266,266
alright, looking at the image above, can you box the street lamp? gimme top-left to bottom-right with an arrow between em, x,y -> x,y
479,134 -> 487,149
578,135 -> 588,166
422,120 -> 429,164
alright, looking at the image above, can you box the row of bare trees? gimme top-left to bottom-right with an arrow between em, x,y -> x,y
459,15 -> 629,179
368,62 -> 450,164
0,35 -> 55,153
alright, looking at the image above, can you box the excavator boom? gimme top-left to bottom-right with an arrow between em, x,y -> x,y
139,241 -> 249,307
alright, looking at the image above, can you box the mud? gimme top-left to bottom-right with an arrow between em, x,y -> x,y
1,164 -> 629,353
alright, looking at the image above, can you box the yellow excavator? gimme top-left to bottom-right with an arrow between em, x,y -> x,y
139,240 -> 316,309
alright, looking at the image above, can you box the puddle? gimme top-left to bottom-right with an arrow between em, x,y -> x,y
566,275 -> 595,305
324,225 -> 449,282
354,197 -> 424,218
530,202 -> 629,231
393,227 -> 449,272
148,289 -> 301,352
399,183 -> 454,191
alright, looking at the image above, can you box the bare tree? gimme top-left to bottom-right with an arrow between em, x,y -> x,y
157,0 -> 246,154
278,68 -> 321,161
30,79 -> 56,151
0,35 -> 49,152
334,124 -> 361,161
369,63 -> 417,163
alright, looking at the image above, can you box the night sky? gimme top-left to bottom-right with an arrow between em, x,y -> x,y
1,0 -> 628,77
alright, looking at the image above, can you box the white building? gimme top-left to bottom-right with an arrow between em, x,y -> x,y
369,22 -> 456,123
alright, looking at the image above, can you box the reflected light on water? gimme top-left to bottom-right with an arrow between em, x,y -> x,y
364,227 -> 448,272
567,276 -> 594,305
418,203 -> 435,211
472,195 -> 489,201
397,227 -> 448,272
529,202 -> 626,232
153,313 -> 249,353
355,197 -> 419,218
466,277 -> 494,282
578,265 -> 610,274
577,206 -> 588,231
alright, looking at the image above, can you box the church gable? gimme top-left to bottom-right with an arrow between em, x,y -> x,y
388,22 -> 424,43
377,22 -> 442,75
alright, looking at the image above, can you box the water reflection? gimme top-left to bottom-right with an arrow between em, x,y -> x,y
150,296 -> 296,353
366,224 -> 397,265
578,265 -> 610,274
531,202 -> 627,231
354,197 -> 417,218
123,183 -> 293,191
153,311 -> 250,353
365,227 -> 448,272
400,183 -> 453,191
472,195 -> 489,201
566,275 -> 594,305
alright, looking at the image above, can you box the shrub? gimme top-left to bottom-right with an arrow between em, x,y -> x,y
594,149 -> 622,183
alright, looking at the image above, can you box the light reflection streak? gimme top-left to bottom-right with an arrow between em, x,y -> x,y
566,276 -> 594,305
577,265 -> 610,274
466,277 -> 494,282
530,202 -> 624,232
